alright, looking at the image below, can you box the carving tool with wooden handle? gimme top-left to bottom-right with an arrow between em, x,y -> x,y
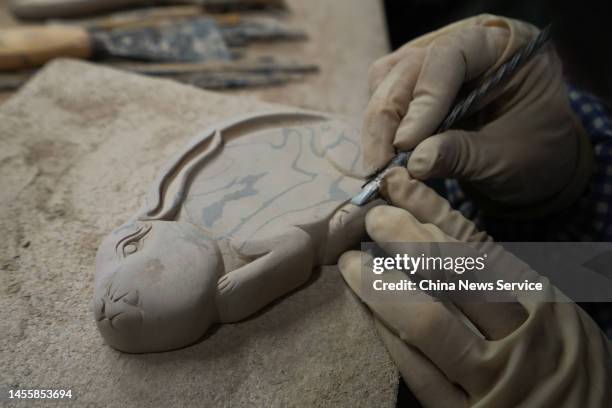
0,59 -> 318,90
0,18 -> 231,71
57,9 -> 307,47
9,0 -> 287,20
112,59 -> 319,75
54,5 -> 237,31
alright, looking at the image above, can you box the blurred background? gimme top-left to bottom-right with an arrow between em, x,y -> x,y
383,0 -> 612,104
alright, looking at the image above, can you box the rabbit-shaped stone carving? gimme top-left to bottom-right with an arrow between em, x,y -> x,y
94,111 -> 378,352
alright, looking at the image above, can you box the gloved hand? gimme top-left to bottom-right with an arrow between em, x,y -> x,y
339,167 -> 611,407
362,15 -> 592,218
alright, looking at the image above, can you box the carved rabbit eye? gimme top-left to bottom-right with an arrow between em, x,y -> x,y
124,243 -> 138,255
115,221 -> 151,258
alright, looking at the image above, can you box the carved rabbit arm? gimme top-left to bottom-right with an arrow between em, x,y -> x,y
216,226 -> 316,322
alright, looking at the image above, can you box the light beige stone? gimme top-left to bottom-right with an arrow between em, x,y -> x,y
0,60 -> 397,407
94,109 -> 384,353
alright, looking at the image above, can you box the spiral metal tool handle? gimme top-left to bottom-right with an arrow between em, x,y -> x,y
350,24 -> 552,206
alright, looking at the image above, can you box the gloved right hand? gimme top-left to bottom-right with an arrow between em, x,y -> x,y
362,15 -> 592,218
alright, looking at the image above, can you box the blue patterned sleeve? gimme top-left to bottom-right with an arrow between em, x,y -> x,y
444,85 -> 612,242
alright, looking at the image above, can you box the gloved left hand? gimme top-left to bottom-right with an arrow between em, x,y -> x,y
339,167 -> 611,407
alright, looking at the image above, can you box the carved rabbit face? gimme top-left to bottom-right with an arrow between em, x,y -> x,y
94,220 -> 223,353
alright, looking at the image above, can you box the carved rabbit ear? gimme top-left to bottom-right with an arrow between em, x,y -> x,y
136,111 -> 330,223
138,130 -> 223,221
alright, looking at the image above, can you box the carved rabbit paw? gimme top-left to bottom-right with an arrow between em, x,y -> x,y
217,273 -> 239,296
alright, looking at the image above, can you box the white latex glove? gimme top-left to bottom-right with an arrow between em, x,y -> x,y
339,167 -> 611,407
362,15 -> 592,218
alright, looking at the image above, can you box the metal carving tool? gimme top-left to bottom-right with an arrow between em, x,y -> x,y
219,18 -> 307,46
0,17 -> 231,71
351,24 -> 552,206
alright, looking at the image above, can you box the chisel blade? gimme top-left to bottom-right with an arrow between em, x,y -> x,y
93,18 -> 231,63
